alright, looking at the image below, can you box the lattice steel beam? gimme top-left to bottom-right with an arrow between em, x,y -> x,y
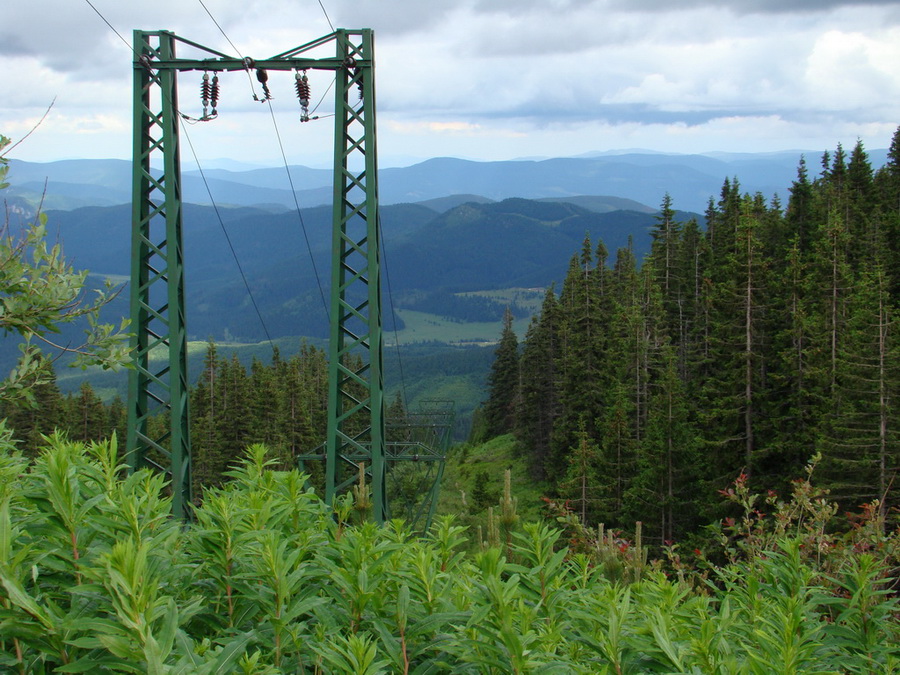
324,30 -> 387,521
127,30 -> 192,519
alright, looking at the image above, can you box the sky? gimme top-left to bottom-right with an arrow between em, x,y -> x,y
1,0 -> 900,168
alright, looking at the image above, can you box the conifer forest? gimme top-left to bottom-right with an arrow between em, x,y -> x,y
3,132 -> 900,672
485,133 -> 900,545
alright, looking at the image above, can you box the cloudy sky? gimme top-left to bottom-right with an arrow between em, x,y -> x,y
2,0 -> 899,167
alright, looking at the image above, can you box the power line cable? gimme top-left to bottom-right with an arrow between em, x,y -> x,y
197,0 -> 243,57
81,0 -> 133,52
181,125 -> 277,349
196,0 -> 330,323
316,0 -> 336,32
266,100 -> 331,321
311,77 -> 336,117
378,212 -> 410,409
195,0 -> 267,102
82,0 -> 278,349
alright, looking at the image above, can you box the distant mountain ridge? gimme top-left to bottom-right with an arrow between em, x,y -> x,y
24,195 -> 692,346
8,147 -> 888,214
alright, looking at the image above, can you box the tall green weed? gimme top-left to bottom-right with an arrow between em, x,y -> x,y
1,438 -> 897,673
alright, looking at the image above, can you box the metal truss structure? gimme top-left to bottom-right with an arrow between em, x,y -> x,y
128,28 -> 448,524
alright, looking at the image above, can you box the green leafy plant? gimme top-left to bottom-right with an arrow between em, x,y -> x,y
0,135 -> 130,408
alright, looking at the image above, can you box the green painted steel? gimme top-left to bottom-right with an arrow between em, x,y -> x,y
385,400 -> 455,531
324,30 -> 387,521
127,30 -> 192,519
127,28 -> 448,525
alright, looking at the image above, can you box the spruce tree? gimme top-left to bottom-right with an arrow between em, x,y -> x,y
561,420 -> 601,526
1,359 -> 63,454
483,307 -> 520,438
517,288 -> 561,479
65,382 -> 108,442
551,239 -> 608,482
819,260 -> 899,514
190,341 -> 226,491
626,343 -> 697,543
648,193 -> 684,335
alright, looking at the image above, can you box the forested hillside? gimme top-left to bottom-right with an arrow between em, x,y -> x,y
6,132 -> 900,551
482,133 -> 900,545
4,132 -> 900,673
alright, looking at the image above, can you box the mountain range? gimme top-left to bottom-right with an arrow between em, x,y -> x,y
9,147 -> 887,214
2,146 -> 890,416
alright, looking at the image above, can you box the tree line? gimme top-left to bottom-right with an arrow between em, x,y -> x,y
0,342 -> 335,498
482,129 -> 900,545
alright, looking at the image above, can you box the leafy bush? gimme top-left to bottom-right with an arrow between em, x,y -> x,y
1,437 -> 899,673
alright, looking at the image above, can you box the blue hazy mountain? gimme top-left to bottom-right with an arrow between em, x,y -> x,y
10,147 -> 886,214
7,145 -> 883,345
34,195 -> 684,343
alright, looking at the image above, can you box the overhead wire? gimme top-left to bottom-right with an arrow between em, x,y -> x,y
196,0 -> 266,102
265,100 -> 331,321
181,126 -> 277,350
316,0 -> 336,32
81,0 -> 133,52
197,0 -> 331,322
378,213 -> 410,409
197,0 -> 243,57
81,0 -> 277,349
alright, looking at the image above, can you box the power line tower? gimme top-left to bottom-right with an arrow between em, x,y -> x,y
126,29 -> 386,520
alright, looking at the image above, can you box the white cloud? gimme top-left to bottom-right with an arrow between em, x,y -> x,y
1,0 -> 899,163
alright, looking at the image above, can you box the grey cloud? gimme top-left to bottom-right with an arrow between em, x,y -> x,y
610,0 -> 900,14
328,2 -> 459,36
534,103 -> 888,128
471,0 -> 600,12
0,33 -> 36,58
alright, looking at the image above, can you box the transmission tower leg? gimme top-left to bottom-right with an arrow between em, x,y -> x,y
126,30 -> 192,520
324,29 -> 387,522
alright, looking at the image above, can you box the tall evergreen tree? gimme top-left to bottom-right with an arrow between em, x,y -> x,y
191,342 -> 226,492
819,260 -> 899,514
625,343 -> 697,543
483,307 -> 520,438
551,239 -> 609,481
648,193 -> 684,334
561,420 -> 601,526
0,358 -> 63,454
517,287 -> 561,479
64,382 -> 108,442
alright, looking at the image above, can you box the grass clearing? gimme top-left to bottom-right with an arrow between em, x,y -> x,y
393,308 -> 532,345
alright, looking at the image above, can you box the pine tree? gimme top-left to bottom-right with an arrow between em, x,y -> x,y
561,421 -> 601,526
626,343 -> 697,543
517,288 -> 561,479
0,359 -> 63,454
219,354 -> 253,471
386,390 -> 408,443
786,156 -> 816,255
107,395 -> 126,442
551,238 -> 609,482
191,341 -> 225,491
873,127 -> 900,295
648,193 -> 684,334
846,139 -> 875,254
763,239 -> 826,486
249,354 -> 288,465
595,381 -> 637,527
696,194 -> 769,485
819,260 -> 899,514
482,307 -> 520,439
64,382 -> 108,442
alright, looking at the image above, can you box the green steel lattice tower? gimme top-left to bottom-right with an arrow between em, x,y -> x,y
127,30 -> 191,518
127,29 -> 387,520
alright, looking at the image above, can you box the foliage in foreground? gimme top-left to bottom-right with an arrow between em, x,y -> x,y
1,436 -> 900,674
0,135 -> 130,408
